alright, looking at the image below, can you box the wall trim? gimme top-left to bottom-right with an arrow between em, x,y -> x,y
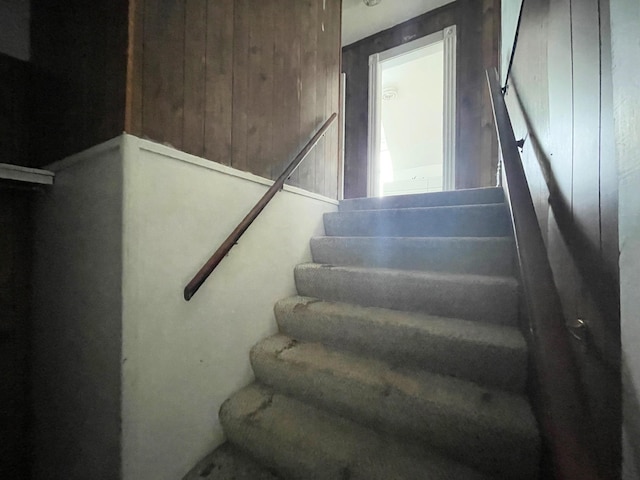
42,135 -> 338,205
130,136 -> 339,205
366,25 -> 456,196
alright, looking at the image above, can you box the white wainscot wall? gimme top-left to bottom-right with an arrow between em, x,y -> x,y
32,134 -> 338,480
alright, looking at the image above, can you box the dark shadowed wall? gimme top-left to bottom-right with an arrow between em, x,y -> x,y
0,189 -> 30,480
0,53 -> 31,480
0,54 -> 30,166
30,0 -> 129,167
503,0 -> 620,477
341,0 -> 500,198
609,1 -> 640,478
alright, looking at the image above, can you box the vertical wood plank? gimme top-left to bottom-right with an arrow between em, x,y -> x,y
342,44 -> 369,198
142,0 -> 186,149
297,0 -> 319,192
231,0 -> 250,171
246,0 -> 275,179
572,1 -> 620,473
456,0 -> 483,189
86,3 -> 107,144
597,0 -> 618,287
104,1 -> 130,139
571,0 -> 602,256
314,0 -> 328,195
324,0 -> 341,199
546,0 -> 577,320
0,56 -> 29,166
30,0 -> 129,165
125,0 -> 144,136
183,0 -> 207,157
204,0 -> 234,165
481,0 -> 499,186
272,0 -> 301,181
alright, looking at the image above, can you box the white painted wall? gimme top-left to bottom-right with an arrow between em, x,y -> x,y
610,1 -> 640,478
0,0 -> 29,60
31,139 -> 124,480
382,42 -> 444,169
30,134 -> 338,480
119,136 -> 337,480
342,0 -> 453,46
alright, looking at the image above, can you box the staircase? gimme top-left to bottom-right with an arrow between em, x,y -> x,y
186,187 -> 541,480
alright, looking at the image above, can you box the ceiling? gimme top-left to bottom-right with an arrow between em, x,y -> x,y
342,0 -> 455,46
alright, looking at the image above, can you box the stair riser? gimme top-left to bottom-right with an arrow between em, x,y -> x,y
324,204 -> 512,238
250,337 -> 539,480
340,188 -> 505,211
295,265 -> 519,326
310,237 -> 515,276
275,298 -> 527,392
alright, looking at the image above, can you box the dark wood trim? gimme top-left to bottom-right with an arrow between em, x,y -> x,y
341,2 -> 455,50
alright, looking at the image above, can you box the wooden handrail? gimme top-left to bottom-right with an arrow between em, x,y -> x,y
486,68 -> 602,479
184,113 -> 338,301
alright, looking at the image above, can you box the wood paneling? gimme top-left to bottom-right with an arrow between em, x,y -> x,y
183,0 -> 208,158
0,55 -> 29,166
30,0 -> 340,197
204,0 -> 234,166
30,0 -> 130,167
0,190 -> 31,480
504,0 -> 620,476
231,0 -> 251,173
127,0 -> 341,198
142,0 -> 186,150
272,0 -> 300,181
341,2 -> 500,198
297,0 -> 319,192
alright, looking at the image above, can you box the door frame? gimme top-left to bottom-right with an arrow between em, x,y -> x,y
367,25 -> 457,196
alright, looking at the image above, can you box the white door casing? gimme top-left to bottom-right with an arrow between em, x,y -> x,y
367,25 -> 457,196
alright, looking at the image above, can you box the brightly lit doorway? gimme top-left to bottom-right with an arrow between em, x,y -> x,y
367,26 -> 456,197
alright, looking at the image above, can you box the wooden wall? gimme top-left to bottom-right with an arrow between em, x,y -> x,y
341,0 -> 500,199
0,54 -> 30,166
610,1 -> 640,476
30,0 -> 130,167
126,0 -> 342,198
0,189 -> 31,480
0,53 -> 31,480
504,0 -> 620,476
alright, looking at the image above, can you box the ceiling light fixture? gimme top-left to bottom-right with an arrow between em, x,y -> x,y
382,88 -> 398,101
363,0 -> 382,6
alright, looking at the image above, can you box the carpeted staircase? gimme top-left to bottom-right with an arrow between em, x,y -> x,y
186,187 -> 541,480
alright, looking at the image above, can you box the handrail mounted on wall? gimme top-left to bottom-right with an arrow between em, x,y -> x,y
184,113 -> 338,301
486,68 -> 603,480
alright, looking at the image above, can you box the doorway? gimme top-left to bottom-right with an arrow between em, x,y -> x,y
367,26 -> 457,197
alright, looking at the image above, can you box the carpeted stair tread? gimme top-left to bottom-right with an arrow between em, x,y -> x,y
250,334 -> 540,480
310,236 -> 515,276
274,296 -> 527,392
324,203 -> 512,238
295,263 -> 519,326
220,383 -> 493,480
339,187 -> 505,211
195,187 -> 542,480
